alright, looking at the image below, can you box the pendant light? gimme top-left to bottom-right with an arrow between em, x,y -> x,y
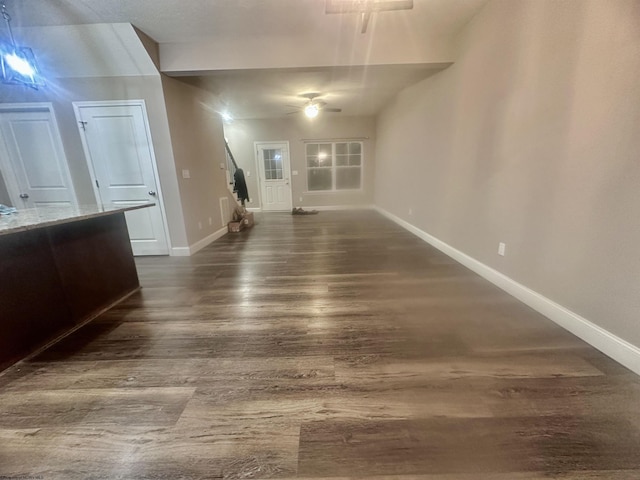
1,2 -> 43,89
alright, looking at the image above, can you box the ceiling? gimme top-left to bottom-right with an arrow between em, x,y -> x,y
6,0 -> 489,119
180,64 -> 449,119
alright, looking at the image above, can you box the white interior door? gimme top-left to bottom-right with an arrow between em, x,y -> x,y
256,142 -> 292,211
0,104 -> 77,208
74,101 -> 169,256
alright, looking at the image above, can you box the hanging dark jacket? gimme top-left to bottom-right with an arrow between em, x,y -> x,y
233,168 -> 249,203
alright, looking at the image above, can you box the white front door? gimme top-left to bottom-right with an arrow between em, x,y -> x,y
74,101 -> 169,256
0,104 -> 77,208
256,142 -> 292,211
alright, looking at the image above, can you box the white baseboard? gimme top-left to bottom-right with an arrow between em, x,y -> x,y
246,207 -> 261,213
303,204 -> 375,211
251,205 -> 374,213
375,206 -> 640,376
169,226 -> 228,257
170,247 -> 190,257
189,226 -> 228,255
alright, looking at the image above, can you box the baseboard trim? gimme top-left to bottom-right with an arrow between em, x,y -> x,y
303,204 -> 375,211
375,206 -> 640,376
189,226 -> 228,255
246,207 -> 261,213
170,226 -> 228,257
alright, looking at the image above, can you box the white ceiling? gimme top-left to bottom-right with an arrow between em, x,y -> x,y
5,0 -> 489,119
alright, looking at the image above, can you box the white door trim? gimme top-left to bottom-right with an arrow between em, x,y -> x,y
254,140 -> 292,211
0,102 -> 77,207
72,99 -> 172,253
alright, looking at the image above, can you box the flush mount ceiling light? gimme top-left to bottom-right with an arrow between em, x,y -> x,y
325,0 -> 413,33
1,2 -> 44,89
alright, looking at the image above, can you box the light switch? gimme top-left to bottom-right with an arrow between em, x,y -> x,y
292,170 -> 299,176
182,169 -> 191,179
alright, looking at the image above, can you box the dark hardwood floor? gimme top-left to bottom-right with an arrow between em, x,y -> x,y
1,210 -> 639,479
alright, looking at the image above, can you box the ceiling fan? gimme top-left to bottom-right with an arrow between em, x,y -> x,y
289,93 -> 342,118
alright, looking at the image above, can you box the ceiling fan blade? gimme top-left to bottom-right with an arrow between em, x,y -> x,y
323,108 -> 342,113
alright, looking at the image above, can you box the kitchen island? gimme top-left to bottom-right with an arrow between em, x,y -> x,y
0,204 -> 151,370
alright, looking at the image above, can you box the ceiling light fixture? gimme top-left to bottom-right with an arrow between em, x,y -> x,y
220,111 -> 233,123
0,2 -> 43,89
304,103 -> 319,119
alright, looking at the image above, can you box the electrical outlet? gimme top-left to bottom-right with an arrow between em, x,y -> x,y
198,221 -> 202,230
208,217 -> 212,225
498,242 -> 506,256
408,208 -> 413,216
182,169 -> 190,179
299,197 -> 303,202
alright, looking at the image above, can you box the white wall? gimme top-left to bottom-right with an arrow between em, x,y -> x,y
375,0 -> 640,349
224,115 -> 376,209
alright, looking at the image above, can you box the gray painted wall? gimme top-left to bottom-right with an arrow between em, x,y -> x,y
224,115 -> 376,210
375,0 -> 640,346
161,75 -> 237,245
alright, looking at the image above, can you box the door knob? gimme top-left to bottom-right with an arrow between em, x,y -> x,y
19,193 -> 29,199
148,191 -> 157,196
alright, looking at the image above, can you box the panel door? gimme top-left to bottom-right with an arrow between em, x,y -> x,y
0,107 -> 77,208
75,103 -> 169,256
256,142 -> 292,211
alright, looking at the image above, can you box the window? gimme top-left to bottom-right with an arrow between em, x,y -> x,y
306,141 -> 362,191
262,148 -> 283,180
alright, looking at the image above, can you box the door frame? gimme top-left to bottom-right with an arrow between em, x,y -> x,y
72,99 -> 172,253
0,102 -> 77,207
254,140 -> 292,211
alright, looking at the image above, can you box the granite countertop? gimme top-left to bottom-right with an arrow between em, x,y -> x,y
0,204 -> 154,236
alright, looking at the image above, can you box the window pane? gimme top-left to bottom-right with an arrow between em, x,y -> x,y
336,143 -> 348,155
306,143 -> 319,156
349,142 -> 361,155
307,156 -> 320,167
336,154 -> 348,166
274,168 -> 283,179
336,167 -> 361,190
308,169 -> 332,191
349,154 -> 361,166
318,143 -> 332,165
265,170 -> 272,180
318,143 -> 332,157
317,153 -> 331,166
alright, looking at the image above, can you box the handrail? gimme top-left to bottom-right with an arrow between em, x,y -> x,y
225,140 -> 238,170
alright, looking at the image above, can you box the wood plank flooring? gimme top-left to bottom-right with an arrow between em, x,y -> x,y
1,210 -> 639,479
